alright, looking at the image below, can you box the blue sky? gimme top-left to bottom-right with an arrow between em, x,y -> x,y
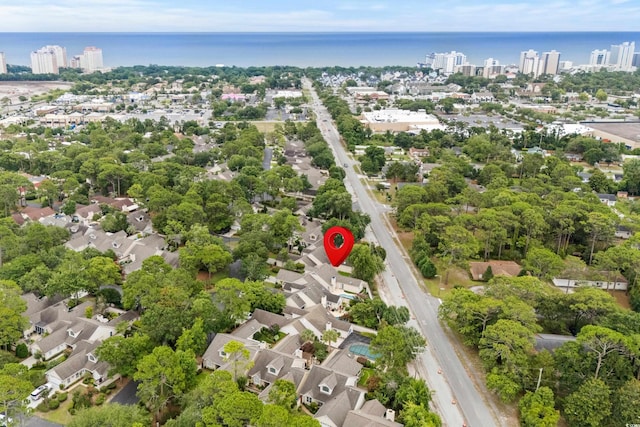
2,0 -> 640,32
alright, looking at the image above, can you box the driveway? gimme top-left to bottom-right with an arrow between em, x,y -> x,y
109,380 -> 140,405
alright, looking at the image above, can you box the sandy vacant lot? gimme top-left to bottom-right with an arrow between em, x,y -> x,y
0,81 -> 74,104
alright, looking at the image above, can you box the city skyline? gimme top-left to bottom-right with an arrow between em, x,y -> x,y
2,0 -> 640,32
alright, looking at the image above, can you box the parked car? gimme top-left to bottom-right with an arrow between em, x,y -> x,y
30,384 -> 50,400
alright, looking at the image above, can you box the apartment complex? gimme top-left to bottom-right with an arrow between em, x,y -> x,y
0,52 -> 6,74
425,51 -> 467,74
519,49 -> 561,77
31,47 -> 61,74
70,47 -> 104,73
588,42 -> 636,71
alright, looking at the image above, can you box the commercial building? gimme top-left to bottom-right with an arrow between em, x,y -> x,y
0,52 -> 6,74
30,48 -> 59,74
609,42 -> 635,71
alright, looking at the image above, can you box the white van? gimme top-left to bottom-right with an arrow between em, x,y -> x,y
30,384 -> 49,400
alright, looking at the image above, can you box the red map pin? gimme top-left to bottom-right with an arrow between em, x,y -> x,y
323,226 -> 355,267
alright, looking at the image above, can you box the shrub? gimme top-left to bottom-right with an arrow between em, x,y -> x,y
95,393 -> 106,406
57,392 -> 68,402
106,382 -> 117,390
85,306 -> 94,319
15,343 -> 29,358
37,402 -> 49,412
48,399 -> 60,410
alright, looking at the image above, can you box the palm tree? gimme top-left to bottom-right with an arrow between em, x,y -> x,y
300,329 -> 316,345
321,329 -> 339,353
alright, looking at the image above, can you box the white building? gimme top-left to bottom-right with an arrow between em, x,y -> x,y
45,45 -> 67,68
541,50 -> 561,75
81,46 -> 103,72
519,49 -> 540,76
426,51 -> 467,74
0,52 -> 6,74
610,42 -> 635,71
589,49 -> 610,66
30,48 -> 58,74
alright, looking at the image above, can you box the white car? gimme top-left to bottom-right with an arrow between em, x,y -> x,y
30,384 -> 50,400
0,412 -> 12,427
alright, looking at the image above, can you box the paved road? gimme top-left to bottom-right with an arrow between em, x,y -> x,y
305,79 -> 500,427
109,380 -> 140,406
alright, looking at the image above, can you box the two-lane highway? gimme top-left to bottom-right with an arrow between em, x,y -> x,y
305,79 -> 501,427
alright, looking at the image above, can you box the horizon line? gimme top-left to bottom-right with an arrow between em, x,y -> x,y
2,30 -> 640,34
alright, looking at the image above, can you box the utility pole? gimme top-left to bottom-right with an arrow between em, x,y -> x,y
536,367 -> 543,391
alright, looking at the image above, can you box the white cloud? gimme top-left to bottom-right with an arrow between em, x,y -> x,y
1,0 -> 640,31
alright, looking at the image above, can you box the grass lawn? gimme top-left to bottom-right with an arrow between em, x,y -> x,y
358,367 -> 375,388
38,397 -> 74,425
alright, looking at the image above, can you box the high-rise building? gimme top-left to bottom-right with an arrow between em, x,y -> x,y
589,49 -> 610,66
541,50 -> 561,75
633,52 -> 640,68
519,49 -> 540,76
610,42 -> 635,71
81,46 -> 103,72
30,48 -> 59,74
482,58 -> 501,78
0,52 -> 6,74
426,51 -> 467,74
43,45 -> 67,68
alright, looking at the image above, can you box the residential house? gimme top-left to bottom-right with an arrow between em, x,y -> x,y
297,365 -> 364,423
616,226 -> 633,239
408,147 -> 430,160
73,204 -> 102,225
44,310 -> 138,389
248,348 -> 306,390
597,193 -> 617,206
552,276 -> 628,292
30,316 -> 114,361
534,333 -> 576,352
469,261 -> 522,281
46,340 -> 109,389
343,400 -> 402,427
12,206 -> 56,225
201,333 -> 263,371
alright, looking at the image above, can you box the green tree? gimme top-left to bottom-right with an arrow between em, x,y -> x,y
134,346 -> 197,421
583,211 -> 617,264
371,325 -> 426,373
348,243 -> 384,283
0,365 -> 32,423
523,247 -> 564,279
86,256 -> 121,288
595,88 -> 608,102
223,340 -> 255,381
400,402 -> 442,427
176,318 -> 208,357
518,386 -> 559,427
96,334 -> 153,379
0,280 -> 28,351
267,379 -> 297,411
202,390 -> 263,427
68,403 -> 149,427
563,378 -> 611,427
479,319 -> 535,377
611,379 -> 640,427
576,325 -> 629,380
321,329 -> 339,353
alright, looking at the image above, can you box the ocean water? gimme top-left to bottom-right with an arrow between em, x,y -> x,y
1,32 -> 639,68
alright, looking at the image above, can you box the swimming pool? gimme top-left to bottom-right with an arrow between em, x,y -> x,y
349,344 -> 379,360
